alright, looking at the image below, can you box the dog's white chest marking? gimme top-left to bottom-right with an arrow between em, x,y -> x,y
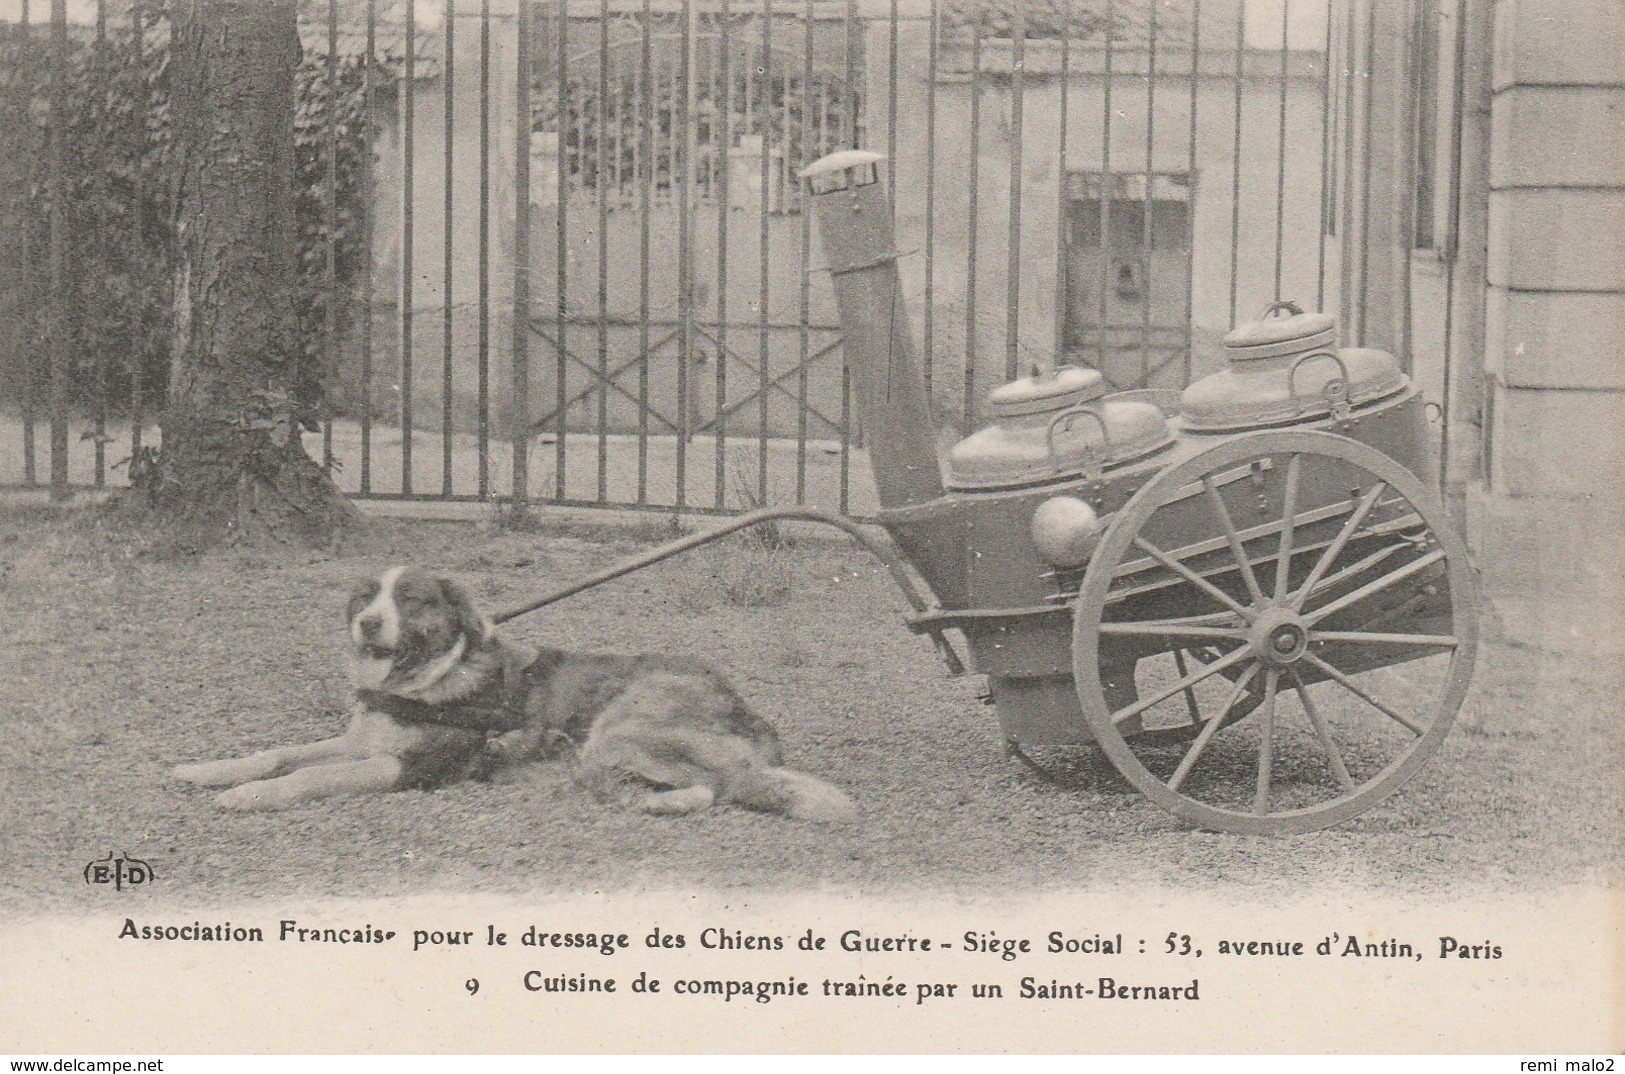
349,708 -> 430,753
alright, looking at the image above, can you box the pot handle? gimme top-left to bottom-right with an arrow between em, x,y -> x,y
1287,349 -> 1354,421
1261,299 -> 1305,320
1046,405 -> 1114,482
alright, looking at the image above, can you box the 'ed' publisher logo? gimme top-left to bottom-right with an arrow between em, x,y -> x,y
84,850 -> 156,891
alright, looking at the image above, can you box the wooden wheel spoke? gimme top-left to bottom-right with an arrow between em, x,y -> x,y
1313,630 -> 1458,649
1302,548 -> 1446,626
1073,429 -> 1477,835
1109,646 -> 1253,729
1202,476 -> 1267,606
1301,652 -> 1425,735
1098,621 -> 1245,642
1273,454 -> 1302,602
1290,669 -> 1355,792
1172,650 -> 1203,725
1290,481 -> 1388,610
1168,663 -> 1260,792
1131,535 -> 1258,622
1253,669 -> 1281,814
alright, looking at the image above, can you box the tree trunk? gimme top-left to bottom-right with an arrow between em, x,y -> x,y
148,0 -> 355,548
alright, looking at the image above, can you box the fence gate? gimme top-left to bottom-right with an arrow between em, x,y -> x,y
0,0 -> 1482,521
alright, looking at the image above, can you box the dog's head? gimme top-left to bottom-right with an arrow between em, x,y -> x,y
346,567 -> 491,689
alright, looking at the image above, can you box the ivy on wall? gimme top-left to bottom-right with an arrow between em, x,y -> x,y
0,18 -> 376,428
939,0 -> 1116,40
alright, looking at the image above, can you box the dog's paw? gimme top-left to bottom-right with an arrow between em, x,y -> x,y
214,783 -> 284,812
641,786 -> 716,815
172,761 -> 242,787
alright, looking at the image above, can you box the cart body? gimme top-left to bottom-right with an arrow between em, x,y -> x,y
804,151 -> 1475,833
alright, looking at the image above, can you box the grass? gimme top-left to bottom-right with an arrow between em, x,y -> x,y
0,499 -> 1620,916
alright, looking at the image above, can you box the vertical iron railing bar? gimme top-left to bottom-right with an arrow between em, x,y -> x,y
1399,0 -> 1423,376
1051,0 -> 1071,368
323,0 -> 337,475
778,37 -> 791,212
48,0 -> 67,498
401,0 -> 416,495
597,0 -> 611,502
636,0 -> 653,504
511,0 -> 532,504
1315,0 -> 1335,311
88,0 -> 107,487
838,0 -> 858,515
1005,5 -> 1025,382
1140,1 -> 1156,388
90,0 -> 106,487
756,0 -> 773,506
668,33 -> 679,210
1226,0 -> 1243,328
1096,0 -> 1115,376
1438,0 -> 1469,494
742,34 -> 753,171
1182,0 -> 1201,385
922,0 -> 938,402
477,0 -> 491,497
886,0 -> 898,212
551,0 -> 568,501
1272,0 -> 1288,298
964,23 -> 982,430
676,0 -> 695,511
1356,0 -> 1375,345
1338,0 -> 1357,338
19,0 -> 35,488
441,0 -> 456,496
361,0 -> 376,494
713,0 -> 731,511
795,0 -> 814,504
128,1 -> 146,472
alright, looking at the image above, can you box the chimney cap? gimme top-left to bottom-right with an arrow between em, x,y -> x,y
799,149 -> 886,181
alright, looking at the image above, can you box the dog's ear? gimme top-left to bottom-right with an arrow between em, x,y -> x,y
345,575 -> 380,623
439,575 -> 490,641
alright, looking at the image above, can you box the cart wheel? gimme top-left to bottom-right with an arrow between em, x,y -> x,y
1072,430 -> 1477,834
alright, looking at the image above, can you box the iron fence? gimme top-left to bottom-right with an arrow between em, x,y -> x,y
0,0 -> 1479,519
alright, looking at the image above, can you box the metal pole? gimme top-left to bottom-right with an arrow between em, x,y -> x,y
922,0 -> 938,400
512,0 -> 532,504
1005,6 -> 1025,382
637,0 -> 653,503
1096,0 -> 1115,377
401,0 -> 417,494
755,0 -> 773,504
712,0 -> 731,510
551,0 -> 567,501
1226,0 -> 1244,327
477,0 -> 491,497
1182,0 -> 1201,384
598,0 -> 612,503
963,23 -> 982,428
442,0 -> 457,496
48,0 -> 68,500
1140,0 -> 1158,388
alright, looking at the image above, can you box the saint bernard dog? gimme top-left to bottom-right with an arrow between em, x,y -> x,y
171,567 -> 857,822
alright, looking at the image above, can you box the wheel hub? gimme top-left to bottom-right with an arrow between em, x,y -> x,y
1249,607 -> 1309,665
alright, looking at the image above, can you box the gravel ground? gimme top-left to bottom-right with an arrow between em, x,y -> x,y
0,500 -> 1619,916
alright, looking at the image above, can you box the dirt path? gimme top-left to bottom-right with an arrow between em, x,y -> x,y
0,506 -> 1619,915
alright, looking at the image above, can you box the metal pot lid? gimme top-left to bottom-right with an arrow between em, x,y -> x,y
989,365 -> 1107,419
946,397 -> 1172,490
1180,347 -> 1408,432
1223,301 -> 1337,362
